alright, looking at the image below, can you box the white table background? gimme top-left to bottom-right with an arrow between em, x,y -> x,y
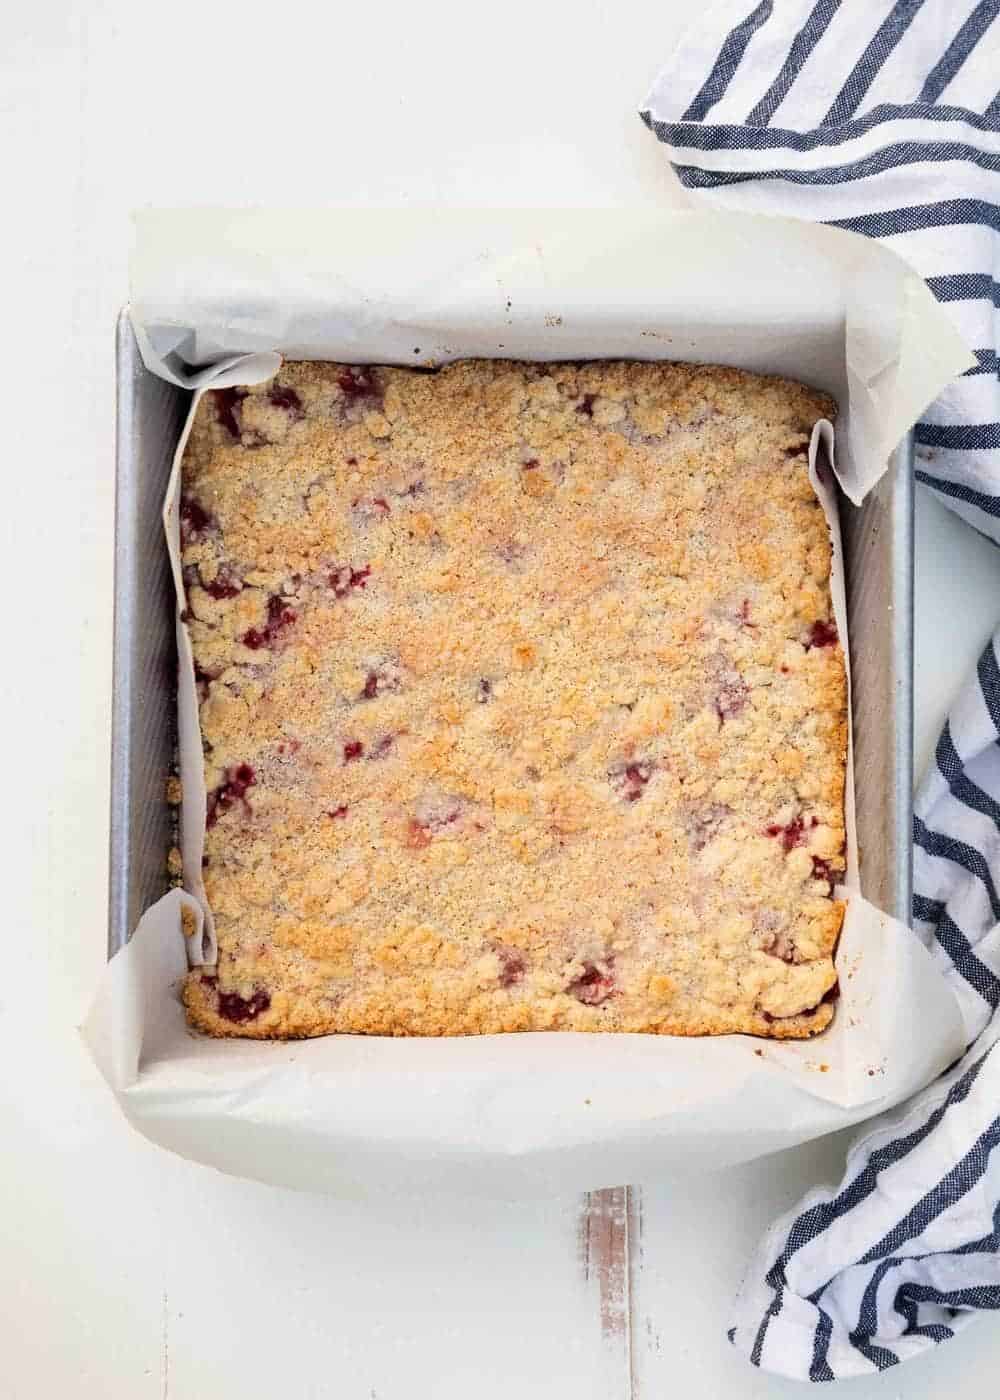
6,2 -> 1000,1395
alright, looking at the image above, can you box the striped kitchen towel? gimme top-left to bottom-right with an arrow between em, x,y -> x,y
642,0 -> 1000,542
729,635 -> 1000,1381
641,0 -> 1000,1382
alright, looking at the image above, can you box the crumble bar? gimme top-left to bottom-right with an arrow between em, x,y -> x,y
179,359 -> 846,1039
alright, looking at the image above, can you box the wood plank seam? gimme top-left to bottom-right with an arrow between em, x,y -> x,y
579,1186 -> 641,1395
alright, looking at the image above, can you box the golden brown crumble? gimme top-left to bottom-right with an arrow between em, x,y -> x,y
179,359 -> 845,1039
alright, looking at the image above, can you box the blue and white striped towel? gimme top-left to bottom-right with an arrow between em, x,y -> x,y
641,0 -> 1000,1381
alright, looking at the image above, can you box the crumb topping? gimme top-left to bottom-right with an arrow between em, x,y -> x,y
180,359 -> 845,1039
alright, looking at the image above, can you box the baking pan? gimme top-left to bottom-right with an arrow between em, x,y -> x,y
108,309 -> 914,958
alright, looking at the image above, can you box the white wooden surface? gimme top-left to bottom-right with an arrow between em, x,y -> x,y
6,2 -> 1000,1395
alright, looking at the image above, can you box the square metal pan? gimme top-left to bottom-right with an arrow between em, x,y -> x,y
109,311 -> 913,957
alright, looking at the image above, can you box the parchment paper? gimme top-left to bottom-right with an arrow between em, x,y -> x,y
86,209 -> 973,1198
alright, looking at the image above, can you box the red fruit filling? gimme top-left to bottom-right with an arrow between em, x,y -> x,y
405,798 -> 464,847
267,593 -> 297,628
765,814 -> 817,852
358,662 -> 401,701
179,495 -> 215,546
567,962 -> 615,1005
368,735 -> 395,760
268,385 -> 303,414
201,564 -> 242,599
328,804 -> 349,820
329,564 -> 371,598
343,740 -> 364,763
206,763 -> 256,827
242,594 -> 297,650
193,662 -> 214,701
337,367 -> 378,401
217,987 -> 271,1024
352,496 -> 391,522
806,619 -> 838,650
624,764 -> 651,798
611,761 -> 653,802
495,945 -> 526,988
213,387 -> 247,438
